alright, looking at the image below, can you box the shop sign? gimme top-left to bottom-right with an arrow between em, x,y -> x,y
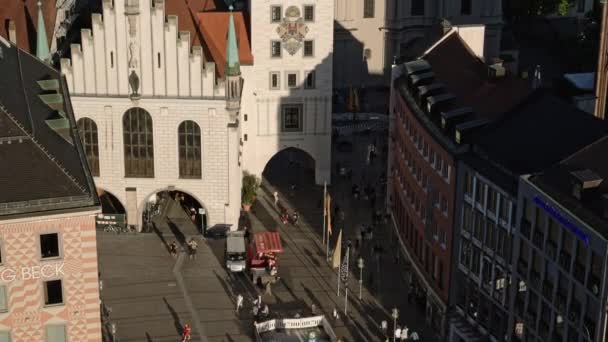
0,264 -> 64,282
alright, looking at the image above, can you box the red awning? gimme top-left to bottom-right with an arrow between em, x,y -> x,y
253,232 -> 283,254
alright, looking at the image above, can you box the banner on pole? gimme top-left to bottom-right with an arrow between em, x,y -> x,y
327,195 -> 332,236
332,229 -> 342,269
340,246 -> 349,284
323,183 -> 327,217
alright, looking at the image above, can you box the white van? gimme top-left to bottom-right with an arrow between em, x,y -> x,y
226,231 -> 246,272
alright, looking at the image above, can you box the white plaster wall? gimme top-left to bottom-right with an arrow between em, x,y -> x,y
242,0 -> 334,185
71,97 -> 241,229
61,0 -> 220,98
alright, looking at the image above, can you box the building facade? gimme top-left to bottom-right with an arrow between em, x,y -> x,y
240,0 -> 333,184
450,160 -> 517,341
60,0 -> 244,229
508,138 -> 608,342
334,0 -> 503,89
0,36 -> 101,342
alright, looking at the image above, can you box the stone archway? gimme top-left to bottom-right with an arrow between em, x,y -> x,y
262,147 -> 316,190
139,188 -> 208,234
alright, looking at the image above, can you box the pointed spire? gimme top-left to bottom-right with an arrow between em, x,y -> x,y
225,5 -> 241,77
36,0 -> 50,62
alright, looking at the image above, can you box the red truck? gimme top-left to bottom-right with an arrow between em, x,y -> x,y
247,232 -> 283,285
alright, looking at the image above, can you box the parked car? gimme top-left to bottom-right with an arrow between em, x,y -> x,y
205,224 -> 230,239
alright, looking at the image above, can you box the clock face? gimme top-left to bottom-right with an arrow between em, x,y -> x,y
276,6 -> 309,56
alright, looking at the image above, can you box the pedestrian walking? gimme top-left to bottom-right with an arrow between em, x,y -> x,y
187,238 -> 198,260
401,326 -> 409,341
311,303 -> 316,315
291,211 -> 299,227
332,307 -> 339,321
395,326 -> 402,340
190,207 -> 196,222
169,241 -> 178,257
381,320 -> 387,336
236,294 -> 243,313
181,323 -> 191,341
273,191 -> 279,208
253,305 -> 259,319
261,304 -> 269,317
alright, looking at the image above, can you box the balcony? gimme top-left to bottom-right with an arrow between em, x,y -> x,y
520,219 -> 532,239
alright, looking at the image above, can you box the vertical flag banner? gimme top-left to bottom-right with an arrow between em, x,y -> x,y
332,229 -> 343,269
327,194 -> 332,236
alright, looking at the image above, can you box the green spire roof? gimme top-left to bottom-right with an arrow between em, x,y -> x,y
225,6 -> 241,77
36,0 -> 50,62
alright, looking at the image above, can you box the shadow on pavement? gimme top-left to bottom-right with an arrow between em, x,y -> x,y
163,297 -> 184,337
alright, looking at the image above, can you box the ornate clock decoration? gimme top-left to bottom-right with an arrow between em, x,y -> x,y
276,6 -> 309,56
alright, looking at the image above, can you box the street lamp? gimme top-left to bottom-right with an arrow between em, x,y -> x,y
357,257 -> 364,300
391,307 -> 399,342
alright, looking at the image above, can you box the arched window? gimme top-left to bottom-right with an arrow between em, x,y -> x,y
178,120 -> 201,178
77,118 -> 100,176
123,107 -> 154,177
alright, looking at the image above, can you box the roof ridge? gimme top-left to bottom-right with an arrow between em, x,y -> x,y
559,134 -> 608,166
0,103 -> 88,195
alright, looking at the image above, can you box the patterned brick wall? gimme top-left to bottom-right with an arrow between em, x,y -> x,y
0,213 -> 101,341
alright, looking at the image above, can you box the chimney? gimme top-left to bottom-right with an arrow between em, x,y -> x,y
8,20 -> 16,44
570,169 -> 603,200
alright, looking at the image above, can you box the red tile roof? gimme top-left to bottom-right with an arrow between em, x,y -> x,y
0,0 -> 57,53
164,0 -> 225,47
196,11 -> 253,78
423,32 -> 532,120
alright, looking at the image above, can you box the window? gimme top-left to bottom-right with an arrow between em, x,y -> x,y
0,286 -> 7,312
110,51 -> 114,68
43,280 -> 63,306
303,40 -> 314,57
411,0 -> 425,15
488,187 -> 497,213
464,171 -> 473,196
271,6 -> 282,22
271,41 -> 282,58
45,325 -> 66,342
440,196 -> 448,215
363,0 -> 375,18
77,118 -> 100,177
461,0 -> 472,15
123,107 -> 154,178
476,180 -> 485,205
281,104 -> 303,132
178,121 -> 201,179
304,71 -> 316,89
287,72 -> 298,88
270,72 -> 280,90
304,5 -> 314,21
40,233 -> 60,259
157,52 -> 161,68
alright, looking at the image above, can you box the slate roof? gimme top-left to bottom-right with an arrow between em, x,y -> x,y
531,135 -> 608,238
0,37 -> 98,217
472,90 -> 608,175
0,0 -> 57,54
423,31 -> 532,120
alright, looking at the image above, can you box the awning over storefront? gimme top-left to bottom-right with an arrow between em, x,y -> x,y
253,232 -> 283,254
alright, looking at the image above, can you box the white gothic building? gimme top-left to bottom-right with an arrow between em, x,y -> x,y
59,0 -> 334,229
60,0 -> 244,230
